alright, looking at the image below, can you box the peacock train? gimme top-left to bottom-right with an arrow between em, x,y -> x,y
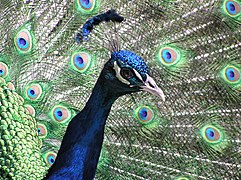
0,0 -> 241,179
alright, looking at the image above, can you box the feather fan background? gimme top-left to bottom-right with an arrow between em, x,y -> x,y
0,0 -> 240,179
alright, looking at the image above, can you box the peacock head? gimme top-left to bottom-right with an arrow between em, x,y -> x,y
103,50 -> 165,101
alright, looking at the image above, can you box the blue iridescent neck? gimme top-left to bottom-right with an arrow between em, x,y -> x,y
45,71 -> 118,180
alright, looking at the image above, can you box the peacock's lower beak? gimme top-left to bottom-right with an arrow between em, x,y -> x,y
140,74 -> 165,101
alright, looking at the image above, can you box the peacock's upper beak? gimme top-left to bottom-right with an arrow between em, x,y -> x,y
140,74 -> 165,101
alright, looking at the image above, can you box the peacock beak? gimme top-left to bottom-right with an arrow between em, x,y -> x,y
140,74 -> 165,101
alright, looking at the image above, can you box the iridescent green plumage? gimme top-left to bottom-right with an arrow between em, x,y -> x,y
0,78 -> 47,179
0,0 -> 241,179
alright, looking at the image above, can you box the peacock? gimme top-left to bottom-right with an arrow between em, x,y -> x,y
0,0 -> 241,179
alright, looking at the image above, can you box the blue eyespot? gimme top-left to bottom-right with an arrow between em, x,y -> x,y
79,0 -> 92,9
14,29 -> 33,53
17,37 -> 29,49
205,128 -> 215,141
0,69 -> 4,75
44,152 -> 57,166
224,66 -> 240,83
51,105 -> 72,123
54,108 -> 63,121
25,84 -> 43,101
74,55 -> 85,69
225,0 -> 241,17
27,88 -> 36,98
226,1 -> 237,15
76,0 -> 98,14
70,52 -> 92,73
48,155 -> 55,165
204,126 -> 221,142
162,50 -> 173,63
37,123 -> 47,138
134,106 -> 155,125
200,125 -> 226,151
139,108 -> 148,120
0,62 -> 9,78
138,107 -> 154,122
158,46 -> 181,66
226,68 -> 235,81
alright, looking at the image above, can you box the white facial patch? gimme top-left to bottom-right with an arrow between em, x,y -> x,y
133,68 -> 144,83
113,61 -> 130,85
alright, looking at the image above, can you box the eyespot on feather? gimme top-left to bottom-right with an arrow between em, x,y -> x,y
43,152 -> 57,166
25,84 -> 43,101
134,106 -> 155,125
225,66 -> 240,83
205,127 -> 220,142
37,123 -> 47,139
157,46 -> 182,67
0,62 -> 9,78
70,52 -> 91,73
200,125 -> 224,144
14,28 -> 33,53
224,0 -> 241,17
220,65 -> 241,87
50,105 -> 72,123
76,0 -> 99,14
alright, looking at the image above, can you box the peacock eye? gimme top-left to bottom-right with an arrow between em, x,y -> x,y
225,0 -> 241,16
14,29 -> 33,53
221,65 -> 241,86
76,0 -> 99,14
120,68 -> 134,79
158,46 -> 181,66
205,127 -> 220,142
50,104 -> 73,124
37,123 -> 47,139
225,67 -> 240,82
136,106 -> 154,124
25,84 -> 43,101
80,0 -> 92,8
200,125 -> 224,145
70,52 -> 92,73
48,155 -> 55,165
44,152 -> 57,166
0,62 -> 9,78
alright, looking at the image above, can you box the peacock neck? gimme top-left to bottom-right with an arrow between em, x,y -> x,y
45,73 -> 119,180
85,75 -> 118,111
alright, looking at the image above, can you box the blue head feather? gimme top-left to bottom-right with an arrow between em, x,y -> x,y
111,50 -> 149,80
